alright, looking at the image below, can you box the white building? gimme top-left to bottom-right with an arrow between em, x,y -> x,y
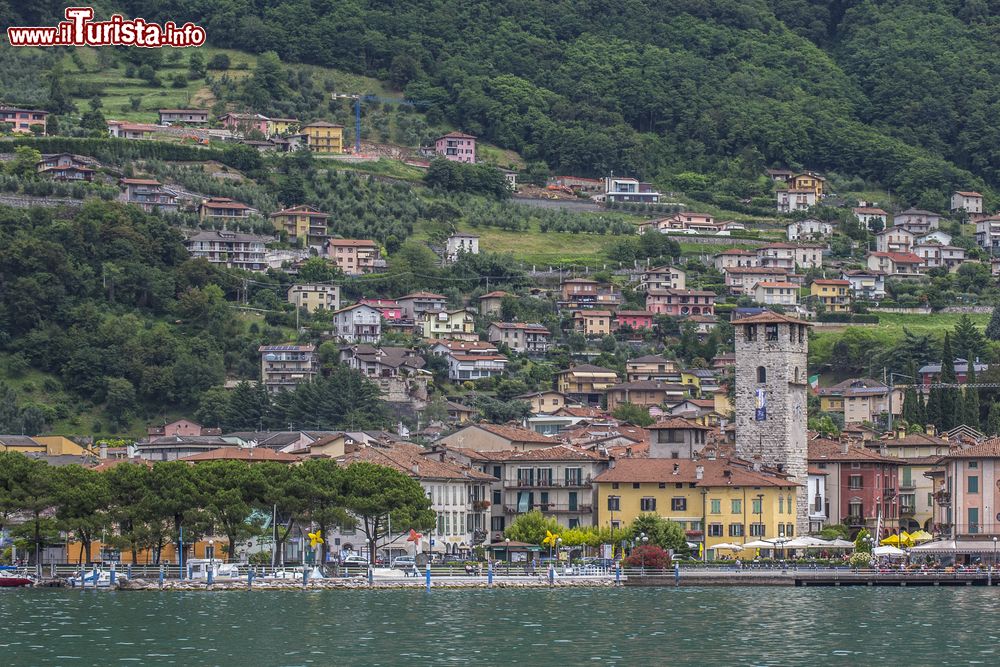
875,227 -> 915,254
752,282 -> 799,307
445,233 -> 480,263
893,208 -> 942,234
639,265 -> 686,291
430,340 -> 508,381
975,217 -> 1000,253
330,303 -> 382,343
841,270 -> 886,300
776,189 -> 816,213
786,218 -> 833,241
604,177 -> 661,204
852,207 -> 889,229
951,191 -> 983,214
807,469 -> 828,533
184,230 -> 268,272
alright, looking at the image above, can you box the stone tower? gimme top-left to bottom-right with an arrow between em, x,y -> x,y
733,311 -> 810,535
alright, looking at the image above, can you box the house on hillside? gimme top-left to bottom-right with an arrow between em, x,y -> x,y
184,230 -> 268,271
951,191 -> 983,214
270,205 -> 329,246
875,227 -> 915,254
421,309 -> 477,342
445,233 -> 479,262
866,251 -> 923,277
198,197 -> 256,222
810,279 -> 851,313
752,282 -> 799,307
776,188 -> 816,212
786,218 -> 833,241
0,106 -> 48,134
639,266 -> 686,291
259,344 -> 319,392
487,322 -> 551,354
330,303 -> 382,343
287,284 -> 340,313
302,121 -> 344,154
435,132 -> 477,163
604,176 -> 661,204
158,109 -> 209,125
324,239 -> 381,275
893,208 -> 942,235
572,310 -> 613,337
645,289 -> 716,316
853,207 -> 889,229
478,291 -> 509,317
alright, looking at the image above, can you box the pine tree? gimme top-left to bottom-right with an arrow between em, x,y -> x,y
987,403 -> 1000,436
987,304 -> 1000,341
902,385 -> 920,426
916,388 -> 927,428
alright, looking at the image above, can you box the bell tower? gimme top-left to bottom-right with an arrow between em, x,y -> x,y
733,311 -> 810,535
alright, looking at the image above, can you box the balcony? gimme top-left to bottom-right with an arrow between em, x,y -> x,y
846,516 -> 865,527
511,477 -> 592,489
504,504 -> 593,514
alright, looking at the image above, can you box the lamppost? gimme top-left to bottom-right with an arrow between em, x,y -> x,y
993,537 -> 998,586
207,539 -> 215,562
505,538 -> 510,576
755,493 -> 765,552
640,533 -> 649,574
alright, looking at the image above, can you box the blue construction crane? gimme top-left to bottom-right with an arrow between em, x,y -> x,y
331,93 -> 429,153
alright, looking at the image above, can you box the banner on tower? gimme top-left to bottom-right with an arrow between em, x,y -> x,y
755,388 -> 767,421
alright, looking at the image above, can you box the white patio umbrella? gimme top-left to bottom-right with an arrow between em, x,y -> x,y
873,545 -> 906,557
826,538 -> 856,550
782,536 -> 831,549
712,542 -> 746,551
742,539 -> 778,549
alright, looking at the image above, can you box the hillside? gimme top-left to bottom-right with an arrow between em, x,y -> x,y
16,0 -> 982,209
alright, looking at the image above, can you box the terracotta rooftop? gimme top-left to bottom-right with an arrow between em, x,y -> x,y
648,417 -> 712,431
945,438 -> 1000,459
808,439 -> 900,464
448,444 -> 607,462
180,447 -> 301,463
474,423 -> 556,444
594,458 -> 796,487
732,311 -> 810,326
339,442 -> 495,481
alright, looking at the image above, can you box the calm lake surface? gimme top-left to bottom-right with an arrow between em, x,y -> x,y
1,586 -> 995,666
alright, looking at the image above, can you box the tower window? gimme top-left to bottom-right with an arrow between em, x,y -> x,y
746,324 -> 757,341
798,326 -> 805,343
757,366 -> 767,383
765,324 -> 778,341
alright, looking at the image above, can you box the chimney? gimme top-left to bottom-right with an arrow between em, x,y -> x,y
672,463 -> 679,475
841,439 -> 849,455
411,463 -> 420,475
751,454 -> 762,472
695,465 -> 704,480
625,446 -> 632,458
99,442 -> 108,460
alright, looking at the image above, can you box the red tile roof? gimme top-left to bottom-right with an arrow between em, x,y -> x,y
339,443 -> 495,480
474,423 -> 555,444
648,417 -> 712,431
594,458 -> 796,487
180,447 -> 301,462
732,311 -> 810,326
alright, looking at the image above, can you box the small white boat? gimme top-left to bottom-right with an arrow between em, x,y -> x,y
269,566 -> 325,580
187,558 -> 245,581
67,567 -> 124,588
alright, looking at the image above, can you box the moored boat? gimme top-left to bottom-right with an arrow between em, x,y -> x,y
0,566 -> 33,587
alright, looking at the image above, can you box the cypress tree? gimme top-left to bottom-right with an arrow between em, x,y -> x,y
987,403 -> 1000,436
987,304 -> 1000,341
964,358 -> 981,430
902,384 -> 919,426
925,386 -> 942,432
939,333 -> 956,430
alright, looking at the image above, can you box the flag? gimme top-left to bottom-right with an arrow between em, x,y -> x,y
808,375 -> 820,394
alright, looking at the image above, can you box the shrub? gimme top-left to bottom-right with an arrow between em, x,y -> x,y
624,544 -> 670,569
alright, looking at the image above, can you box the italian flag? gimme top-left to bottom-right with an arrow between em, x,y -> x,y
808,375 -> 820,394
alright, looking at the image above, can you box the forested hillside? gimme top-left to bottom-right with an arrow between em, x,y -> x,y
1,0 -> 987,205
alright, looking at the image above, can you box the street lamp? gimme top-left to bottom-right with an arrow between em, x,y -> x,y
208,539 -> 215,562
640,533 -> 649,574
755,493 -> 765,551
505,538 -> 510,576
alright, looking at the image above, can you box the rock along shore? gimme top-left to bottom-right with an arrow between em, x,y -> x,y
116,576 -> 619,591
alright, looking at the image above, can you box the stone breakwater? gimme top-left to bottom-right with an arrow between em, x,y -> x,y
116,577 -> 619,591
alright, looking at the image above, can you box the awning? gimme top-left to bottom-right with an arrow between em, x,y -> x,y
874,545 -> 906,557
908,539 -> 1000,555
711,542 -> 745,551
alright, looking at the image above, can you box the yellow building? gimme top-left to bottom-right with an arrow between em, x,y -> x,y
0,435 -> 90,456
267,117 -> 299,136
421,309 -> 478,342
594,458 -> 799,558
788,172 -> 825,197
301,120 -> 344,154
572,310 -> 612,337
712,388 -> 733,418
810,279 -> 851,313
555,365 -> 621,406
269,205 -> 330,244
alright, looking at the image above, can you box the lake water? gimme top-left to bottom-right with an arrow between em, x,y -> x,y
1,586 -> 995,666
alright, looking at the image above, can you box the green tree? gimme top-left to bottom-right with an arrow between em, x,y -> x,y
104,377 -> 137,429
629,513 -> 685,551
939,333 -> 957,430
953,314 -> 985,363
194,460 -> 267,558
339,462 -> 435,565
148,462 -> 203,564
986,304 -> 1000,341
987,403 -> 1000,436
504,509 -> 563,545
611,402 -> 654,427
295,458 -> 352,565
188,50 -> 206,79
54,465 -> 110,565
963,355 -> 981,429
104,461 -> 153,565
6,145 -> 42,177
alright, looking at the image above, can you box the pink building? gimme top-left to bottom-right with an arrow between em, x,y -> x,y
220,112 -> 269,136
360,298 -> 403,321
614,310 -> 654,330
645,289 -> 716,316
435,132 -> 476,163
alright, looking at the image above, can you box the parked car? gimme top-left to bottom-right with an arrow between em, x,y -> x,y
391,556 -> 416,570
341,555 -> 368,568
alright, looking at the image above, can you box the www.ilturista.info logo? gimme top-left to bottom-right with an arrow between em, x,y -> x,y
7,7 -> 206,48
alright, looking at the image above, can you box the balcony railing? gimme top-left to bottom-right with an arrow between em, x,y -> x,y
511,477 -> 592,489
504,504 -> 593,514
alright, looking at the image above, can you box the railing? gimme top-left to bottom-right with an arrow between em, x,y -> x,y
504,504 -> 593,513
511,477 -> 592,489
